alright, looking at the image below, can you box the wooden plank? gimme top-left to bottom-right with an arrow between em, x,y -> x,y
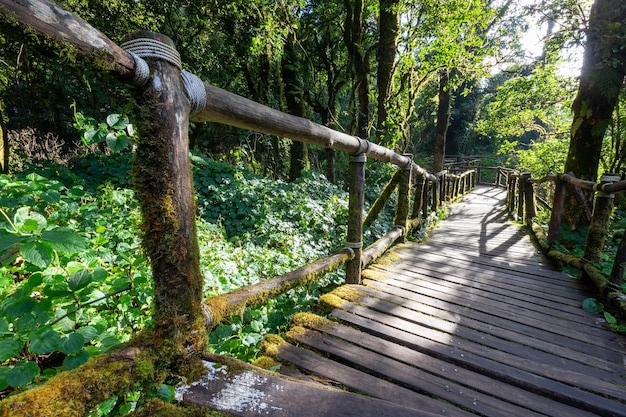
340,287 -> 625,382
359,280 -> 624,374
288,324 -> 598,417
367,268 -> 625,358
273,342 -> 474,417
181,359 -> 437,417
329,303 -> 626,405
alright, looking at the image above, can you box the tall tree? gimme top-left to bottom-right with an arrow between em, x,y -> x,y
343,0 -> 371,139
433,69 -> 451,172
376,0 -> 400,144
563,0 -> 626,227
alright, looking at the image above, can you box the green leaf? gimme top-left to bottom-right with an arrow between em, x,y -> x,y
106,114 -> 129,130
14,208 -> 46,234
76,326 -> 98,342
20,241 -> 54,268
0,318 -> 9,335
157,384 -> 176,402
582,298 -> 604,314
68,269 -> 92,292
6,361 -> 39,387
28,326 -> 60,354
96,396 -> 119,415
60,332 -> 85,355
106,133 -> 130,153
40,190 -> 61,204
0,367 -> 9,390
63,349 -> 90,370
0,230 -> 21,253
604,311 -> 617,325
0,338 -> 22,361
2,296 -> 34,319
91,267 -> 108,282
41,229 -> 88,254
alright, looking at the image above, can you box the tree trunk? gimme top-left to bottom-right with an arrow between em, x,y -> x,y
283,33 -> 309,181
375,0 -> 400,145
344,0 -> 370,139
0,106 -> 7,174
563,0 -> 626,228
433,69 -> 451,173
127,32 -> 207,367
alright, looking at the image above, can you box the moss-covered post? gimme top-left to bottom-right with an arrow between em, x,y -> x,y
411,173 -> 425,219
394,156 -> 412,243
346,151 -> 366,284
516,174 -> 525,221
610,232 -> 626,287
125,32 -> 207,367
522,173 -> 537,224
506,174 -> 516,216
422,179 -> 430,218
548,176 -> 567,246
583,173 -> 620,263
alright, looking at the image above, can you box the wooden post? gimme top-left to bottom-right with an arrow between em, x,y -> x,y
522,172 -> 537,224
433,177 -> 441,212
346,152 -> 366,284
610,233 -> 626,287
583,173 -> 620,263
127,32 -> 207,357
516,174 -> 525,221
394,157 -> 412,243
548,177 -> 567,246
412,174 -> 425,219
422,179 -> 430,219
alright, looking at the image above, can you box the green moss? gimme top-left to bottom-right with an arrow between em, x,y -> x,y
291,313 -> 334,330
376,251 -> 402,266
129,398 -> 234,417
361,269 -> 387,281
329,286 -> 365,303
319,293 -> 346,310
260,334 -> 287,357
252,356 -> 278,370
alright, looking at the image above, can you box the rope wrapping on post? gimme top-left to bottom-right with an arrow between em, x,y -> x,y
121,38 -> 207,115
181,70 -> 207,116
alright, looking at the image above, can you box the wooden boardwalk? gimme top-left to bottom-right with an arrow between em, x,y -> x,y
186,186 -> 626,416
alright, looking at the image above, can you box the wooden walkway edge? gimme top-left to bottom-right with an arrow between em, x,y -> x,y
184,186 -> 626,417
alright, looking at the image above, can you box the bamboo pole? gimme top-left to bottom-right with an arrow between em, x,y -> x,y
516,174 -> 525,221
204,251 -> 351,328
361,226 -> 404,267
346,154 -> 366,284
363,169 -> 401,228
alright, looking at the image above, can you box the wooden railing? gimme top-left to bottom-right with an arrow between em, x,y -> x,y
0,0 -> 478,331
506,171 -> 626,313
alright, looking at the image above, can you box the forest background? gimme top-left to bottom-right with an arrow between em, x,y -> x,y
0,0 -> 625,415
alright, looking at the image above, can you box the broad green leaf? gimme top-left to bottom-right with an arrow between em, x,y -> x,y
60,332 -> 85,355
15,313 -> 36,333
91,267 -> 108,282
96,396 -> 119,415
604,311 -> 617,325
68,269 -> 92,292
41,229 -> 88,254
28,326 -> 60,354
0,367 -> 9,390
99,336 -> 120,352
76,326 -> 98,342
40,190 -> 61,203
582,298 -> 604,314
0,318 -> 9,334
6,361 -> 39,387
14,208 -> 46,234
0,338 -> 22,361
20,241 -> 54,268
2,296 -> 34,319
106,114 -> 129,130
157,384 -> 176,402
0,231 -> 20,253
106,133 -> 129,153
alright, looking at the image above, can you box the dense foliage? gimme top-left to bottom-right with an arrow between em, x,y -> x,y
0,148 -> 396,402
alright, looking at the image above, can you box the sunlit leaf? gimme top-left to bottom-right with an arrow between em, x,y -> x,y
41,229 -> 88,253
20,241 -> 54,268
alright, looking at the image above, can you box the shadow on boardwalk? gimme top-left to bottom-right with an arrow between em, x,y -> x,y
185,186 -> 626,417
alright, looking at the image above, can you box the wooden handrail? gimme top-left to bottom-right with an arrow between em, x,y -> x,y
504,169 -> 626,314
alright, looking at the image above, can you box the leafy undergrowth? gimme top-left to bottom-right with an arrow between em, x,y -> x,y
0,151 -> 395,411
